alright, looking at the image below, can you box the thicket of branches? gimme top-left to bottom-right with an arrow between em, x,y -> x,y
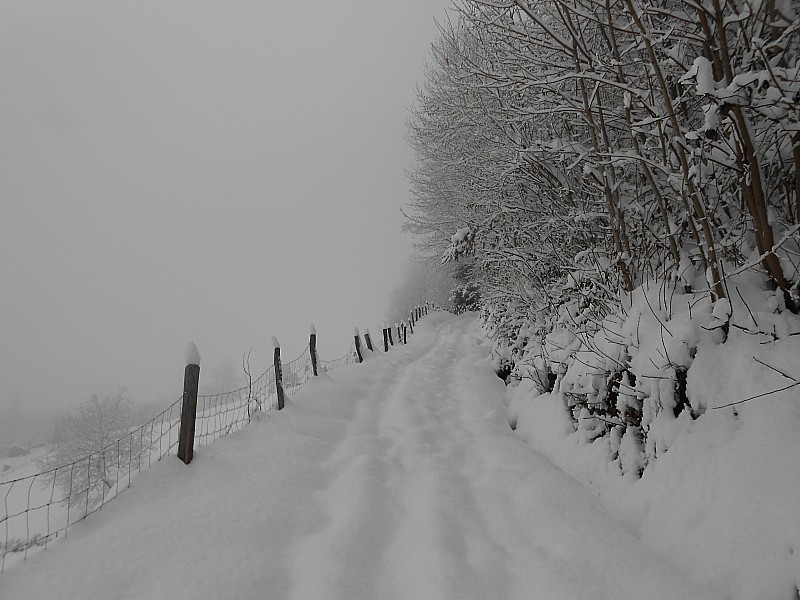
406,0 -> 800,342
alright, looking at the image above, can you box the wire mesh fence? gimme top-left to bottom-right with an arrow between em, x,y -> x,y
1,397 -> 183,572
192,347 -> 313,446
0,346 -> 314,573
320,343 -> 359,372
0,304 -> 431,574
195,366 -> 274,448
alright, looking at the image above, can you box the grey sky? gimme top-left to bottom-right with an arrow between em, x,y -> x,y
1,0 -> 449,424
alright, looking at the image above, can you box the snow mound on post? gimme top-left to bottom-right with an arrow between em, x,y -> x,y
185,342 -> 201,366
309,324 -> 316,335
271,336 -> 280,350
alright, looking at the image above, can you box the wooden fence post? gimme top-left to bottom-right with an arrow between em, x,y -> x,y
408,318 -> 414,335
388,324 -> 394,346
273,338 -> 285,410
364,328 -> 374,351
396,323 -> 402,344
383,327 -> 389,352
354,328 -> 363,363
178,342 -> 201,465
309,324 -> 319,377
402,322 -> 407,344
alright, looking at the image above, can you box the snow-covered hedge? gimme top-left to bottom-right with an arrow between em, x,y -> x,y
501,273 -> 800,598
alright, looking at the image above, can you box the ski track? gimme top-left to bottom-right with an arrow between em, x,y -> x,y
0,314 -> 725,600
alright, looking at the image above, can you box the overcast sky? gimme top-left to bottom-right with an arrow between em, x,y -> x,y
0,0 -> 450,427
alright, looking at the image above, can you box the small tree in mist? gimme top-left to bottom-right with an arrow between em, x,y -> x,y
39,390 -> 149,510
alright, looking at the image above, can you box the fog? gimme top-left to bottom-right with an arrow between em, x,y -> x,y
0,0 -> 450,445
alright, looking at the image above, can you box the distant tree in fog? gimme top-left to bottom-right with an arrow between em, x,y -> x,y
39,390 -> 148,509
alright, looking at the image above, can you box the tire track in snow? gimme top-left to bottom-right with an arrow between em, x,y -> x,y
286,331 -> 438,600
0,314 -> 728,600
288,314 -> 725,600
375,319 -> 515,600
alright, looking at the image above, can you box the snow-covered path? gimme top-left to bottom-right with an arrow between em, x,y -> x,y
1,313 -> 723,600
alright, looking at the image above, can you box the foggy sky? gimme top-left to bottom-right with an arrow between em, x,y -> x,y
0,0 -> 450,431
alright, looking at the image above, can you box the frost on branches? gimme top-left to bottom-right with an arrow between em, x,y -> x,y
38,391 -> 151,511
405,0 -> 800,476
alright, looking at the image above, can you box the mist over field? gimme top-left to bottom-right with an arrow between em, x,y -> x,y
0,0 -> 451,442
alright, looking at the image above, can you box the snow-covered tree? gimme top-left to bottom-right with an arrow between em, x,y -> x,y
39,391 -> 149,510
405,0 -> 799,478
407,0 -> 799,346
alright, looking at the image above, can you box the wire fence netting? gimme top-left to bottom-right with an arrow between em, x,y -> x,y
1,397 -> 183,572
319,342 -> 359,372
0,343 -> 330,573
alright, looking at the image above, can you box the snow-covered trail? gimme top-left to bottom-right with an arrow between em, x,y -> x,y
1,313 -> 723,600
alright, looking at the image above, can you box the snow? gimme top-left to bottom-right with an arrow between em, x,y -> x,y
709,297 -> 732,328
506,281 -> 800,600
0,313 -> 727,600
681,56 -> 716,95
310,323 -> 316,335
271,336 -> 280,349
184,341 -> 201,366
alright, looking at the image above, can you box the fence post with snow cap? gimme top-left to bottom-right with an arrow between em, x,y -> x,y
309,324 -> 319,377
402,322 -> 407,344
383,327 -> 389,352
273,337 -> 285,410
354,328 -> 363,363
178,342 -> 201,465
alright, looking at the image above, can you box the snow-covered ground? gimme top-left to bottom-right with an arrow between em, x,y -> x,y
2,313 -> 729,599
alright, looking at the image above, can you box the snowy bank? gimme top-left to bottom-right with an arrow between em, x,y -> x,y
504,279 -> 800,599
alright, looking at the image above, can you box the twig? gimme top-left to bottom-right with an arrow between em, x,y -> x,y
713,381 -> 800,410
580,415 -> 624,427
752,357 -> 796,381
736,287 -> 758,328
